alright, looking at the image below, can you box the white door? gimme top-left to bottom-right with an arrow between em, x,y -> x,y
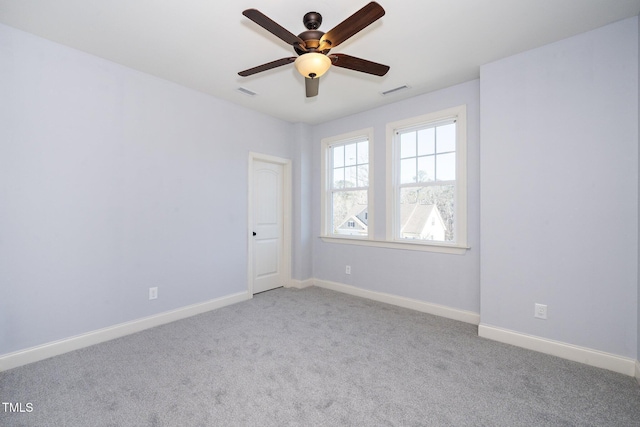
251,159 -> 285,294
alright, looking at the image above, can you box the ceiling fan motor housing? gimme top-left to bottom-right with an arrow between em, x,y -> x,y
294,30 -> 326,55
303,12 -> 322,29
294,11 -> 327,55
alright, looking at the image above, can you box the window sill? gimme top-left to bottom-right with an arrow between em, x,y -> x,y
319,236 -> 470,255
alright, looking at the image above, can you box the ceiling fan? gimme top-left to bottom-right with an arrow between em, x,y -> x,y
238,2 -> 390,98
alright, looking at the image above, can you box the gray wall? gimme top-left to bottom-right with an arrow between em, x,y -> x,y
480,17 -> 639,358
292,123 -> 314,282
0,24 -> 296,355
311,80 -> 481,313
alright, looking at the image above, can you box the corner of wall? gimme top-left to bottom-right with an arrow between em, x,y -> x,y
637,12 -> 640,377
291,123 -> 314,281
287,279 -> 314,289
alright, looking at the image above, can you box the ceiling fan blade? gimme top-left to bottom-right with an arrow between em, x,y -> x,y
318,2 -> 385,51
305,78 -> 319,98
243,9 -> 306,49
238,57 -> 296,77
330,53 -> 390,76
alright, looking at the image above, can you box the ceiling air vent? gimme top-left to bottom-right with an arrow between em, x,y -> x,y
381,85 -> 409,96
237,87 -> 257,97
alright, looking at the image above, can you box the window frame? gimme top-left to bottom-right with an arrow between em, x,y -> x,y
320,128 -> 374,240
386,105 -> 468,253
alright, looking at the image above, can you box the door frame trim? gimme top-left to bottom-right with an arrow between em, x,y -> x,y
247,152 -> 292,295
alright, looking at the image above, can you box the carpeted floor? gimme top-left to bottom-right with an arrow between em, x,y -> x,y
1,286 -> 639,426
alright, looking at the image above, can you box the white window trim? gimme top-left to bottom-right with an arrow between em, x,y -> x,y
319,236 -> 468,254
385,105 -> 468,253
320,128 -> 374,240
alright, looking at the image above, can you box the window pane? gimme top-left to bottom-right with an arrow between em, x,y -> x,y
400,158 -> 416,184
389,106 -> 466,247
436,152 -> 456,181
357,140 -> 368,164
344,143 -> 357,166
333,167 -> 344,188
332,190 -> 368,236
399,185 -> 455,242
436,123 -> 456,153
357,165 -> 369,187
417,128 -> 435,156
333,145 -> 344,168
344,166 -> 357,188
324,130 -> 374,240
400,132 -> 416,158
417,156 -> 435,182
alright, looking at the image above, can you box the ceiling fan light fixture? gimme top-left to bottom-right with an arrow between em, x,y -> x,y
294,53 -> 331,79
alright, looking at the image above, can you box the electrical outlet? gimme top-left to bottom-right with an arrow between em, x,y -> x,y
149,287 -> 158,300
534,303 -> 547,319
345,265 -> 351,275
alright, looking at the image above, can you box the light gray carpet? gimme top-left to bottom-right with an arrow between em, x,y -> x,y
1,287 -> 639,426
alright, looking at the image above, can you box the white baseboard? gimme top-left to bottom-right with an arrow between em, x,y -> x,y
313,279 -> 480,325
636,360 -> 640,385
479,324 -> 636,377
286,278 -> 314,289
0,291 -> 251,372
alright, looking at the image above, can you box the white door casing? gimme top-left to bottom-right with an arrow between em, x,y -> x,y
248,153 -> 291,294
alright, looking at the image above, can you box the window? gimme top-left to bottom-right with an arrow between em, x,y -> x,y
386,105 -> 467,250
321,128 -> 373,239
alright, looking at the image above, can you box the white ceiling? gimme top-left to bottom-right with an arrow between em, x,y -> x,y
1,1 -> 639,124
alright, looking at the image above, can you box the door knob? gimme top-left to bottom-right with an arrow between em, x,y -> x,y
253,232 -> 257,236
